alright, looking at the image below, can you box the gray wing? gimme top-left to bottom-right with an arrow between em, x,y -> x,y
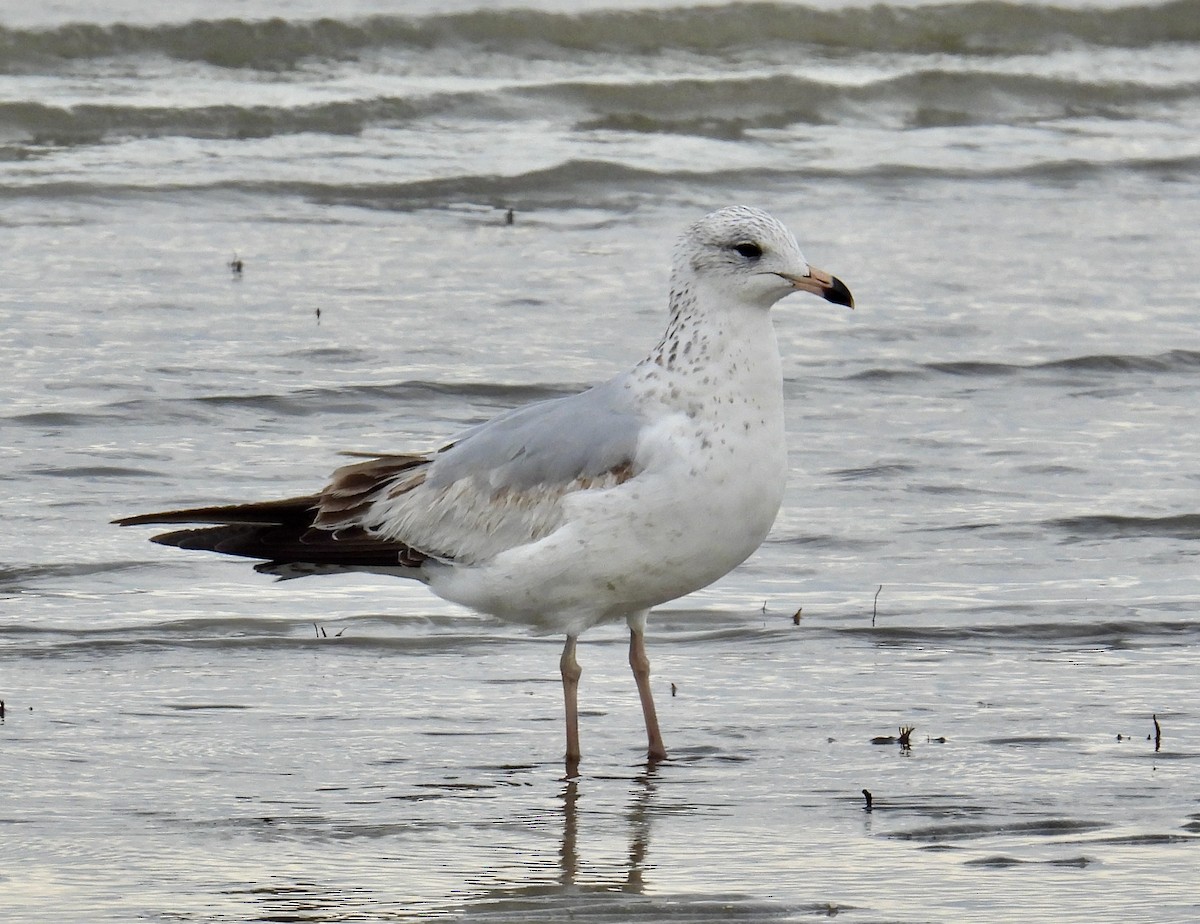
318,376 -> 647,564
429,376 -> 642,491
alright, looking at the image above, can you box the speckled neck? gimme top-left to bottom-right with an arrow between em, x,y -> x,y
641,271 -> 766,375
643,279 -> 710,372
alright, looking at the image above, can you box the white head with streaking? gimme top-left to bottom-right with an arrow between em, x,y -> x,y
116,206 -> 853,772
671,205 -> 853,312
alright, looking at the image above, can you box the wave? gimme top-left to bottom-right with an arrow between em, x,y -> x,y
183,379 -> 575,421
931,351 -> 1200,376
890,818 -> 1108,843
2,380 -> 577,432
16,610 -> 1194,658
1048,513 -> 1200,541
844,618 -> 1200,648
571,69 -> 1200,137
296,151 -> 1200,210
1040,351 -> 1200,373
0,560 -> 143,591
0,611 -> 519,658
3,150 -> 1198,208
27,465 -> 160,479
851,349 -> 1200,382
2,1 -> 1198,71
0,97 -> 429,146
4,68 -> 1196,147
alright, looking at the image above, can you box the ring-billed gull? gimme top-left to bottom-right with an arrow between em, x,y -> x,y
116,206 -> 853,771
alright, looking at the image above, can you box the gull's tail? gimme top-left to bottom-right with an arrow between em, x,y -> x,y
114,496 -> 429,581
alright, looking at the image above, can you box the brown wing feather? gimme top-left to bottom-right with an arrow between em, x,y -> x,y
314,454 -> 429,529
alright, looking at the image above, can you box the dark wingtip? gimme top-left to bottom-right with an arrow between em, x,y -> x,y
825,275 -> 854,309
112,513 -> 160,527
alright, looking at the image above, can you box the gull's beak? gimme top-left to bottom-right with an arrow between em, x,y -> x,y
778,268 -> 854,309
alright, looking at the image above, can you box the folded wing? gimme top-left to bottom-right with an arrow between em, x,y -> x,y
116,378 -> 645,576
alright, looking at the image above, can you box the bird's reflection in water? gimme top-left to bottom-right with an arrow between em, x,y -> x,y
229,765 -> 664,923
557,761 -> 658,895
236,760 -> 799,921
465,761 -> 796,920
558,774 -> 581,887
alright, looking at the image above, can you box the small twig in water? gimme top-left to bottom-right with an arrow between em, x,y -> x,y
1153,714 -> 1162,752
872,585 -> 883,627
792,607 -> 803,625
862,788 -> 873,811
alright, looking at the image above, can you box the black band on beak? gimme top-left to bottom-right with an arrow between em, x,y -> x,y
824,275 -> 854,309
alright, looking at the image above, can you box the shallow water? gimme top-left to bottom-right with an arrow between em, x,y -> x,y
3,1 -> 1199,921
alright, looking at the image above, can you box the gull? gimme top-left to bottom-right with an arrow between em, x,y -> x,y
116,206 -> 853,772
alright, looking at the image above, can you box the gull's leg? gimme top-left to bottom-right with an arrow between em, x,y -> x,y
628,611 -> 667,762
560,635 -> 582,773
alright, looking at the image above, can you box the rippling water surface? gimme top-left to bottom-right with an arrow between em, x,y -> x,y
2,1 -> 1198,921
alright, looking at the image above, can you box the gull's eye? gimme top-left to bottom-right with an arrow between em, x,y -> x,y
732,241 -> 763,260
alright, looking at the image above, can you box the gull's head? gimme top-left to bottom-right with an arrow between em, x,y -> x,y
674,206 -> 853,311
